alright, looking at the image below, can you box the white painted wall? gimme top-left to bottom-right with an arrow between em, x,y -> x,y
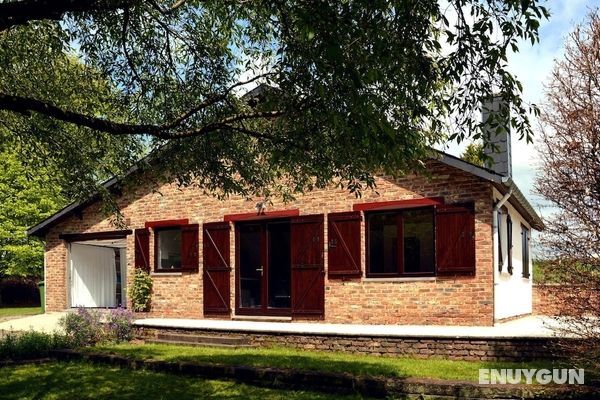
493,188 -> 533,320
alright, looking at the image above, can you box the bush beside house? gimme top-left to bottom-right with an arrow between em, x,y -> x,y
0,278 -> 40,307
0,307 -> 135,361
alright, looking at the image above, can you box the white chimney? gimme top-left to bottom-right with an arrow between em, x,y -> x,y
482,96 -> 512,177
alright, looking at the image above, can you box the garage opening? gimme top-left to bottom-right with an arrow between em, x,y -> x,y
68,238 -> 127,308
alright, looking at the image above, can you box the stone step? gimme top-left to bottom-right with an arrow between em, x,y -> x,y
146,338 -> 254,349
231,315 -> 292,322
154,332 -> 251,346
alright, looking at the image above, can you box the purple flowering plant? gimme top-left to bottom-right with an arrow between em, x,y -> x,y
59,306 -> 136,347
106,307 -> 135,342
59,307 -> 104,347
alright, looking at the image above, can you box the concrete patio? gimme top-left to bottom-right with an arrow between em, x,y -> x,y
0,311 -> 574,339
135,315 -> 569,339
0,312 -> 68,334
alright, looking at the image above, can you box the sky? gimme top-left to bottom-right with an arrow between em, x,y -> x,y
441,0 -> 594,218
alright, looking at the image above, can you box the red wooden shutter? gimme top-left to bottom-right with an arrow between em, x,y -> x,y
134,228 -> 150,272
181,224 -> 199,271
291,215 -> 324,317
327,212 -> 361,278
435,203 -> 476,276
203,222 -> 231,315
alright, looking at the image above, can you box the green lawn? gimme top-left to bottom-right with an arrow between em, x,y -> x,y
0,306 -> 42,318
90,343 -> 555,382
0,361 -> 358,400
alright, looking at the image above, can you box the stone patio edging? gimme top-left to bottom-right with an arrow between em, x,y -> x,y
49,349 -> 595,399
0,358 -> 54,368
137,326 -> 562,362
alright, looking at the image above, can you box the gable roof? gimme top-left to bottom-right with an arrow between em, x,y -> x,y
26,150 -> 544,237
26,160 -> 145,238
435,151 -> 544,230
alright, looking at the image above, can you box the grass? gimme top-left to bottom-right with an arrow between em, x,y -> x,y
532,259 -> 599,284
90,343 -> 557,382
0,361 -> 358,400
532,260 -> 559,284
0,306 -> 42,318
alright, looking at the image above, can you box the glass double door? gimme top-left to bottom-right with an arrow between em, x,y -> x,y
237,221 -> 291,314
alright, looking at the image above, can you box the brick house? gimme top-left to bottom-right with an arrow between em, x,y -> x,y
28,125 -> 543,326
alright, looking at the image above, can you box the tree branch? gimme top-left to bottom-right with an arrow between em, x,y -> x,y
121,7 -> 144,89
0,0 -> 134,32
165,72 -> 276,129
0,92 -> 156,134
147,0 -> 189,15
157,111 -> 284,139
0,92 -> 283,140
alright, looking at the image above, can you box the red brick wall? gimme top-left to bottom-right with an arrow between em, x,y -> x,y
44,160 -> 495,326
533,284 -> 599,316
532,285 -> 561,316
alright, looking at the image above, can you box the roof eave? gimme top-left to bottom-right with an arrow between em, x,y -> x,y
435,151 -> 544,231
27,199 -> 92,238
497,178 -> 545,231
26,164 -> 141,238
27,150 -> 544,238
435,151 -> 505,184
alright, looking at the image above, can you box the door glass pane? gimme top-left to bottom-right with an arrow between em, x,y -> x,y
239,224 -> 262,308
267,222 -> 291,308
403,209 -> 434,274
368,213 -> 398,274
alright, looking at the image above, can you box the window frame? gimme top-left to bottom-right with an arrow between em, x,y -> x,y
365,206 -> 436,278
154,225 -> 184,272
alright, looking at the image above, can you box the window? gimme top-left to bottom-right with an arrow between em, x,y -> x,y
521,225 -> 530,278
156,228 -> 182,270
367,208 -> 434,277
403,210 -> 435,274
152,224 -> 199,272
368,213 -> 398,275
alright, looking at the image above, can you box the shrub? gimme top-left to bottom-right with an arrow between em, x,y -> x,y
59,307 -> 104,347
0,330 -> 71,360
0,277 -> 40,306
106,307 -> 135,343
128,269 -> 153,312
59,307 -> 137,347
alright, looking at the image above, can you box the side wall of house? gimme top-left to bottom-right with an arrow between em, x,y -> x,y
493,188 -> 533,320
44,161 -> 495,326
